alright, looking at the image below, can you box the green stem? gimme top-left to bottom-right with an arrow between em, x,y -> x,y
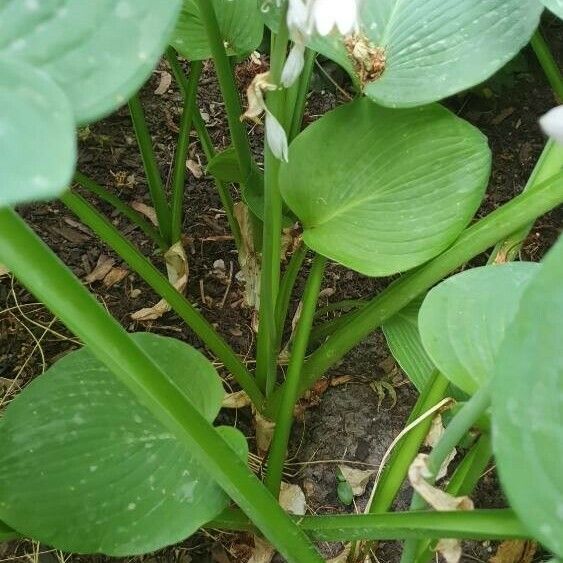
413,434 -> 494,563
128,94 -> 172,245
368,372 -> 450,514
490,141 -> 563,263
289,48 -> 316,141
166,48 -> 242,251
531,29 -> 563,101
0,209 -> 321,563
59,190 -> 266,412
265,254 -> 327,495
401,384 -> 492,563
255,14 -> 290,396
276,243 -> 307,345
73,171 -> 168,251
195,1 -> 256,187
208,509 -> 529,541
170,60 -> 203,243
265,170 -> 563,417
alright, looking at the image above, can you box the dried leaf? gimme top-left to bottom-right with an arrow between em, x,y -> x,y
234,203 -> 261,311
423,415 -> 457,480
255,411 -> 276,457
248,536 -> 275,563
338,465 -> 376,496
131,201 -> 159,226
279,482 -> 306,516
222,390 -> 251,409
154,71 -> 172,95
102,267 -> 128,288
408,454 -> 474,512
490,540 -> 537,563
186,158 -> 203,178
131,241 -> 188,321
0,264 -> 9,277
436,538 -> 462,563
85,255 -> 115,283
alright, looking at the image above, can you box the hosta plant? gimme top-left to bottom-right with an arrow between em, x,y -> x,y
0,0 -> 562,562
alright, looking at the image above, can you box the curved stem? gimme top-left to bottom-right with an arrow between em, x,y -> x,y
0,209 -> 322,563
73,171 -> 168,251
60,190 -> 266,413
265,254 -> 327,495
128,94 -> 172,245
265,170 -> 563,417
170,60 -> 203,243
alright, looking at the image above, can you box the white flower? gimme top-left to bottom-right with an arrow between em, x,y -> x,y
282,0 -> 360,87
242,72 -> 289,162
540,105 -> 563,145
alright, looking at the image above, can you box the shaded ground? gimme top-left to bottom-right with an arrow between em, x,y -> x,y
1,18 -> 561,563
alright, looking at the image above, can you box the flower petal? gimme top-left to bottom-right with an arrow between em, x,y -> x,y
281,41 -> 306,87
265,109 -> 289,162
540,105 -> 563,145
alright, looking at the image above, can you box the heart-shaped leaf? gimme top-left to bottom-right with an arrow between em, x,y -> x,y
0,0 -> 182,125
382,297 -> 436,392
263,0 -> 542,107
542,0 -> 563,18
172,0 -> 263,61
492,240 -> 563,558
279,99 -> 490,276
0,58 -> 76,207
419,263 -> 539,395
0,520 -> 19,542
0,333 -> 247,556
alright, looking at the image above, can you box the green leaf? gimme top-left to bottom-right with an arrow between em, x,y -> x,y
382,297 -> 436,392
279,98 -> 490,277
0,58 -> 76,207
492,239 -> 563,558
207,146 -> 244,183
1,0 -> 182,124
419,263 -> 539,395
542,0 -> 563,18
0,519 -> 19,542
171,0 -> 263,61
0,333 -> 248,556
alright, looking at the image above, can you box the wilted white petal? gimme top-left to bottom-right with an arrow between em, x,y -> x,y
540,105 -> 563,145
265,109 -> 289,162
287,0 -> 308,31
281,41 -> 306,87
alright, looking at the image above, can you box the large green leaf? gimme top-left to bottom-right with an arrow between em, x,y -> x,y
265,0 -> 542,107
382,297 -> 436,392
0,58 -> 76,207
171,0 -> 263,61
542,0 -> 563,18
0,519 -> 19,542
0,0 -> 182,125
279,99 -> 490,276
0,333 -> 247,556
492,239 -> 563,557
419,263 -> 539,395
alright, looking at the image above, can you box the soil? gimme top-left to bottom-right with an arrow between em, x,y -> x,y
1,16 -> 561,563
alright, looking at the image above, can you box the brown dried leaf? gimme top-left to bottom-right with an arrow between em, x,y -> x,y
85,255 -> 115,283
222,390 -> 252,409
131,201 -> 159,226
279,482 -> 306,516
255,411 -> 276,457
234,203 -> 261,311
103,267 -> 128,288
490,540 -> 537,563
154,71 -> 172,95
186,158 -> 203,178
423,415 -> 457,480
131,241 -> 188,321
0,264 -> 9,277
248,536 -> 274,563
408,454 -> 474,512
436,538 -> 462,563
338,465 -> 376,496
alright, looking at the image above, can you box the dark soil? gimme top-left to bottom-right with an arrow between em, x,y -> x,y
1,17 -> 561,563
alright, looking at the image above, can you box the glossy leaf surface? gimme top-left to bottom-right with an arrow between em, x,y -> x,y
280,99 -> 490,276
493,240 -> 563,557
0,333 -> 247,556
419,263 -> 539,395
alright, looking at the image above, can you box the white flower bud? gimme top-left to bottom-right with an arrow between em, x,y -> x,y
540,105 -> 563,145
